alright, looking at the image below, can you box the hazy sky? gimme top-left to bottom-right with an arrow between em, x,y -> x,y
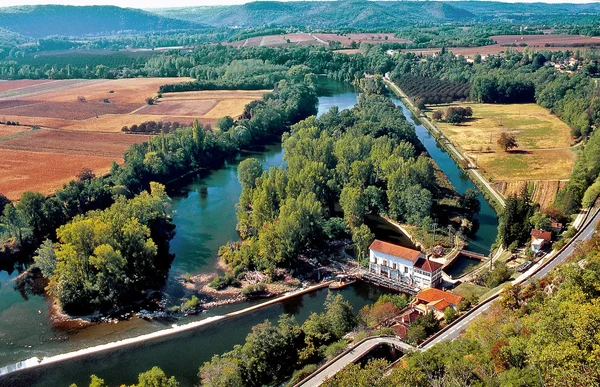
1,0 -> 599,9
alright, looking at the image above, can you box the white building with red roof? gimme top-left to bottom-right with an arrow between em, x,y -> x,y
368,239 -> 443,289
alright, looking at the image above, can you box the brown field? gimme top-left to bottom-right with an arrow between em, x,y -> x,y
403,34 -> 600,57
0,79 -> 265,132
0,148 -> 118,200
226,32 -> 410,48
0,130 -> 145,158
0,124 -> 30,138
491,34 -> 600,47
0,79 -> 55,93
0,78 -> 268,198
426,102 -> 576,206
496,180 -> 568,209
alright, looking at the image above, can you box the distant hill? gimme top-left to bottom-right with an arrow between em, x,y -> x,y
153,1 -> 600,28
0,5 -> 204,38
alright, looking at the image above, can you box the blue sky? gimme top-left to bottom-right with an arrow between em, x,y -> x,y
1,0 -> 598,8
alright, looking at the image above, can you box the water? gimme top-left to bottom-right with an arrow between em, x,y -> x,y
391,97 -> 499,258
0,282 -> 391,387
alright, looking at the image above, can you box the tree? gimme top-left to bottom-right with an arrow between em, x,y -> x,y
77,168 -> 95,182
432,110 -> 443,121
497,132 -> 519,152
33,239 -> 57,278
406,324 -> 427,345
238,158 -> 263,190
216,116 -> 235,132
444,306 -> 458,323
459,189 -> 481,218
0,193 -> 10,213
340,186 -> 367,227
136,367 -> 178,387
352,224 -> 374,263
199,355 -> 244,387
530,211 -> 551,231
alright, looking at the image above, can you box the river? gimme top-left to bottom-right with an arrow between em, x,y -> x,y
0,78 -> 497,386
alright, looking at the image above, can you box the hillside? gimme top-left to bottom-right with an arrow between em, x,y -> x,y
0,5 -> 204,38
153,1 -> 600,28
154,1 -> 475,29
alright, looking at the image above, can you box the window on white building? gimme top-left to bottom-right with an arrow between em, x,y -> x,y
404,267 -> 408,273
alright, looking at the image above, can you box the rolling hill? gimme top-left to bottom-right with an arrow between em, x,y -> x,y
0,5 -> 204,38
153,1 -> 600,29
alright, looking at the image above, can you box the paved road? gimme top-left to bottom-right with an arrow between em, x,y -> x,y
422,207 -> 600,351
297,337 -> 415,387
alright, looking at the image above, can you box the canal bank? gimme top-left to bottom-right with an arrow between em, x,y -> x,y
387,85 -> 499,267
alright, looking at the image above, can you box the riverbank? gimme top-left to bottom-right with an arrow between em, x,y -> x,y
384,78 -> 505,214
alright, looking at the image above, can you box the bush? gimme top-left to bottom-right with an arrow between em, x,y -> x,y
181,295 -> 199,311
324,339 -> 348,360
241,283 -> 267,298
289,364 -> 319,385
486,262 -> 512,288
209,273 -> 240,290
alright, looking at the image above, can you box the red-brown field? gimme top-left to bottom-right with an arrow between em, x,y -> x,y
226,32 -> 410,48
403,34 -> 600,57
491,34 -> 600,47
0,79 -> 55,93
0,78 -> 267,198
0,148 -> 120,200
0,129 -> 145,158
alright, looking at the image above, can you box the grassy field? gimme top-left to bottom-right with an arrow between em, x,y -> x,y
453,282 -> 489,302
426,102 -> 576,182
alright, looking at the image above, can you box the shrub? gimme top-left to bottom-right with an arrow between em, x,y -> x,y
181,295 -> 199,311
241,283 -> 267,298
324,339 -> 348,360
209,273 -> 240,290
289,364 -> 319,385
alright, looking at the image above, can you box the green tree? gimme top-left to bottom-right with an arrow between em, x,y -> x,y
352,224 -> 374,263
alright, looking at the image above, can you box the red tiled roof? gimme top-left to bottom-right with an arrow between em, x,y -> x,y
531,229 -> 552,242
399,308 -> 421,324
416,288 -> 464,306
369,240 -> 423,262
428,299 -> 451,312
391,323 -> 409,339
414,257 -> 443,273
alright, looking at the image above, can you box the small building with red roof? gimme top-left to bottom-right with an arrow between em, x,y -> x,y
369,239 -> 443,289
531,229 -> 552,253
412,287 -> 464,319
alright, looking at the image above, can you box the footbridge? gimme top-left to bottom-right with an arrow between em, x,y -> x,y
294,336 -> 416,387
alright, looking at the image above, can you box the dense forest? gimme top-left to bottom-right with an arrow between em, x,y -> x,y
154,1 -> 600,29
219,88 -> 441,278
